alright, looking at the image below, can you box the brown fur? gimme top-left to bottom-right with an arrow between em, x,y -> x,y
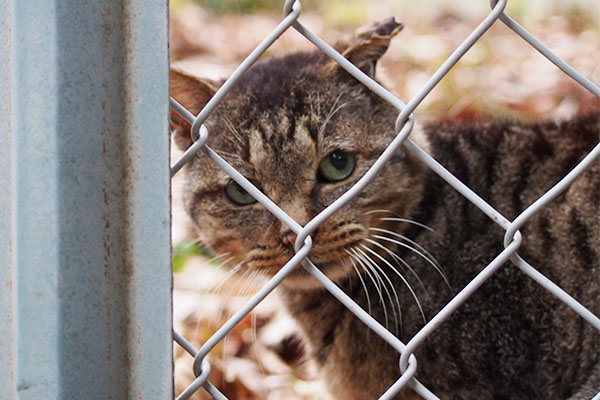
171,18 -> 599,399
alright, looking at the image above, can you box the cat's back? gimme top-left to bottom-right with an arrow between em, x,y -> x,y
414,112 -> 599,399
424,113 -> 598,213
423,113 -> 599,285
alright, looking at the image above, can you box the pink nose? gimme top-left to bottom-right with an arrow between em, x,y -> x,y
281,230 -> 297,247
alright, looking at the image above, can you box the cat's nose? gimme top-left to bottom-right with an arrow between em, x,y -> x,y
280,229 -> 297,248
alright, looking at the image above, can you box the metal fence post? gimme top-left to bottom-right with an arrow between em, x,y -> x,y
0,1 -> 16,398
0,1 -> 172,399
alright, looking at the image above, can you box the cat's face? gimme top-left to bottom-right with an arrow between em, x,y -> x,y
171,18 -> 426,289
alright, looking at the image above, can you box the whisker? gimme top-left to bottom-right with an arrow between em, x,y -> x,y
351,249 -> 383,294
223,116 -> 245,145
319,90 -> 347,135
212,256 -> 235,271
317,93 -> 321,120
355,247 -> 400,336
197,265 -> 251,379
215,150 -> 242,161
216,267 -> 253,325
344,250 -> 373,318
350,248 -> 389,331
319,103 -> 348,136
364,209 -> 395,216
215,266 -> 251,312
251,310 -> 258,349
220,268 -> 263,379
238,270 -> 261,298
364,238 -> 429,296
360,243 -> 426,326
370,230 -> 451,290
193,249 -> 232,266
378,217 -> 436,233
185,241 -> 233,268
337,257 -> 354,292
369,227 -> 443,275
250,268 -> 268,376
208,262 -> 243,295
365,210 -> 437,232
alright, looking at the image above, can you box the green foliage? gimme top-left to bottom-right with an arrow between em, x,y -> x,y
172,239 -> 210,272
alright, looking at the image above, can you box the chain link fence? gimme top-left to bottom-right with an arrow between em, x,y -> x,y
170,0 -> 600,398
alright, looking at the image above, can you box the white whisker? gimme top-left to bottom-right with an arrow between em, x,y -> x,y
364,209 -> 395,215
216,267 -> 253,325
317,93 -> 321,119
200,264 -> 249,342
251,309 -> 258,352
215,150 -> 242,161
196,264 -> 250,375
223,116 -> 245,145
364,238 -> 429,296
378,217 -> 436,233
196,250 -> 232,266
344,250 -> 373,317
250,272 -> 268,377
238,270 -> 261,298
370,229 -> 451,290
365,210 -> 436,232
319,90 -> 347,135
220,268 -> 262,377
212,256 -> 235,270
355,247 -> 401,336
208,262 -> 242,295
350,248 -> 390,331
319,103 -> 348,135
370,227 -> 443,275
360,243 -> 425,325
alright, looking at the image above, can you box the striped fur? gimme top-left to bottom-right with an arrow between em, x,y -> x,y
170,18 -> 599,400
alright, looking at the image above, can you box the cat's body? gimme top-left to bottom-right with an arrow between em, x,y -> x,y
171,18 -> 599,400
281,115 -> 600,399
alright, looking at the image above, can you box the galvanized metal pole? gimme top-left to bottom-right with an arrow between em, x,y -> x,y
0,1 -> 172,399
0,0 -> 17,398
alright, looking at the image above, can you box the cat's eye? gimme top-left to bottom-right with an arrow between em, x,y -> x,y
225,179 -> 258,205
318,150 -> 356,182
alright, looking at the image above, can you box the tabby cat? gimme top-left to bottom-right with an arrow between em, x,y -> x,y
170,18 -> 599,400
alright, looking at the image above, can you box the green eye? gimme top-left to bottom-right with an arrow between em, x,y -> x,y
318,150 -> 356,182
225,179 -> 258,205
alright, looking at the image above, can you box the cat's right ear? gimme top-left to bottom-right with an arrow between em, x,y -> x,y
323,17 -> 403,79
170,68 -> 219,150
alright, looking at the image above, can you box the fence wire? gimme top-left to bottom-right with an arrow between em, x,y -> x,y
170,1 -> 600,398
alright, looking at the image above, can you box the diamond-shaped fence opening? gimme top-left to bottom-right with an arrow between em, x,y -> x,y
170,1 -> 600,399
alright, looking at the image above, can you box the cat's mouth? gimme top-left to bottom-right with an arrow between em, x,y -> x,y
236,214 -> 442,290
248,255 -> 355,290
245,244 -> 353,271
242,225 -> 372,289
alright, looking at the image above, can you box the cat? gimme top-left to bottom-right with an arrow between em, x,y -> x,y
170,17 -> 599,400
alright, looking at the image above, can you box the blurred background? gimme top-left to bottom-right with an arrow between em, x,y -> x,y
170,1 -> 599,398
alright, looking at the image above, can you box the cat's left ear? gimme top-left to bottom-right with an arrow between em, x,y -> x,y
324,17 -> 404,78
170,68 -> 220,150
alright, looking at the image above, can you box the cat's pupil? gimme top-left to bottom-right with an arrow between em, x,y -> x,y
225,179 -> 258,205
330,151 -> 347,169
318,150 -> 355,182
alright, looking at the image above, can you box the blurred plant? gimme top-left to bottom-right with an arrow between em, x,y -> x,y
172,239 -> 212,272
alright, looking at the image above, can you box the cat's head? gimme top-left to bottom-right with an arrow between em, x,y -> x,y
170,18 -> 427,289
